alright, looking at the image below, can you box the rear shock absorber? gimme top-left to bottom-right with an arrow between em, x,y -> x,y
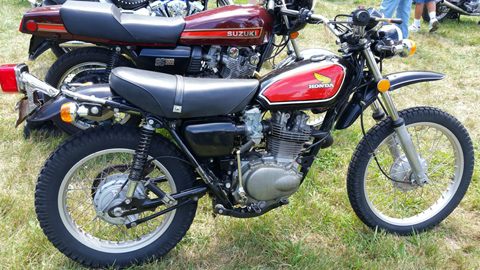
124,122 -> 154,203
102,46 -> 121,83
124,120 -> 175,206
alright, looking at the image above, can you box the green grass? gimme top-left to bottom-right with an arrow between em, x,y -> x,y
1,0 -> 480,269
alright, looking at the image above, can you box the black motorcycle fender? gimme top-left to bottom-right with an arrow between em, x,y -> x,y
27,84 -> 114,123
28,35 -> 54,61
335,71 -> 445,130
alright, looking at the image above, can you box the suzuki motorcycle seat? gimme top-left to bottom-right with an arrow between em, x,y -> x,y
110,67 -> 259,118
60,1 -> 185,44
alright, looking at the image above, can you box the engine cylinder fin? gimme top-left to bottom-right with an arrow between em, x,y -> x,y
267,122 -> 311,159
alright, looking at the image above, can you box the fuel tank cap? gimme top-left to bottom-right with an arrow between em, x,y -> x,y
310,54 -> 327,62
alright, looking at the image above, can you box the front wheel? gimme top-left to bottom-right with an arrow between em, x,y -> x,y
422,0 -> 455,22
35,125 -> 198,268
347,107 -> 474,235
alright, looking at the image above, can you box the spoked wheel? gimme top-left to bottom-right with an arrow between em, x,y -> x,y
347,107 -> 474,235
44,47 -> 139,135
35,125 -> 198,268
422,0 -> 455,22
45,47 -> 135,89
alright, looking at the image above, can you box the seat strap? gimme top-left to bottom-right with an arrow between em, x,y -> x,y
173,75 -> 185,113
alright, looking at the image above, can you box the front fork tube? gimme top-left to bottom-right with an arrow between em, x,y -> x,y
363,45 -> 429,186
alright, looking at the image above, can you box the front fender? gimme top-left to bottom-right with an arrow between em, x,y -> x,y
27,84 -> 114,123
386,71 -> 445,91
335,71 -> 445,130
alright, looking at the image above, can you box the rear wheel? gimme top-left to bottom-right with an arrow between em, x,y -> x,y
347,107 -> 474,235
422,0 -> 455,22
44,47 -> 139,135
45,47 -> 134,89
35,125 -> 198,268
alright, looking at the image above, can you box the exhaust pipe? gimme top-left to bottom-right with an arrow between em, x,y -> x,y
442,1 -> 480,16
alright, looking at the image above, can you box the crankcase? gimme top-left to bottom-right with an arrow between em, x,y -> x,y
241,159 -> 302,202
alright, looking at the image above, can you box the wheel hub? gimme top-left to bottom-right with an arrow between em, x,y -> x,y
389,155 -> 428,192
93,174 -> 146,225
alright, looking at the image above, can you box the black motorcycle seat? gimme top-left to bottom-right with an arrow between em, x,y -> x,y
60,1 -> 185,44
109,67 -> 259,119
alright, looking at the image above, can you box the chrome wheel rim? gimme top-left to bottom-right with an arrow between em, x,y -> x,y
364,122 -> 463,226
58,149 -> 177,253
57,61 -> 107,89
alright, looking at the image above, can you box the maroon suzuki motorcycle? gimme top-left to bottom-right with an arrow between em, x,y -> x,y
20,0 -> 313,134
0,4 -> 474,269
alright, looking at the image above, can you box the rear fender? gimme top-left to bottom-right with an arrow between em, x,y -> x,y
28,36 -> 53,60
335,71 -> 445,130
27,84 -> 113,123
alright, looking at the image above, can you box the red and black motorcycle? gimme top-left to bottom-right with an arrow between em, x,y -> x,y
19,0 -> 315,134
1,5 -> 474,269
27,0 -> 231,57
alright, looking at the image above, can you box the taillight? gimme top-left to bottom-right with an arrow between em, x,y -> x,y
0,64 -> 19,93
19,18 -> 23,32
0,64 -> 29,94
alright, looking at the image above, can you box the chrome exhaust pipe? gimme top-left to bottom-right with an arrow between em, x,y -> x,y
442,1 -> 480,16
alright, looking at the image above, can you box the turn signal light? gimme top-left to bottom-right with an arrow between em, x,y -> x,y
60,102 -> 76,123
0,64 -> 19,93
377,79 -> 391,92
398,39 -> 417,58
290,32 -> 299,39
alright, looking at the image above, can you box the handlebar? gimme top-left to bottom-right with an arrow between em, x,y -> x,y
372,17 -> 403,24
278,7 -> 402,37
267,0 -> 275,14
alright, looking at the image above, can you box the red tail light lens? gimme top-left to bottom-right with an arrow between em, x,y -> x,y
0,64 -> 19,93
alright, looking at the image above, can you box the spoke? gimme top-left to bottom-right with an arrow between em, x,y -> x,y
72,174 -> 95,204
78,216 -> 99,231
108,225 -> 123,242
427,154 -> 455,177
426,130 -> 445,164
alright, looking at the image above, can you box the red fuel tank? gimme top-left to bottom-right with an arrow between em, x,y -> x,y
179,5 -> 273,46
257,54 -> 354,110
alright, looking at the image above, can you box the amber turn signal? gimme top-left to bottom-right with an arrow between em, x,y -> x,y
377,79 -> 391,92
398,39 -> 417,58
289,32 -> 299,39
60,102 -> 75,123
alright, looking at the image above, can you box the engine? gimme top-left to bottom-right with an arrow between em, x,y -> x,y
205,46 -> 260,79
465,0 -> 480,12
150,0 -> 204,17
232,110 -> 313,206
117,0 -> 204,17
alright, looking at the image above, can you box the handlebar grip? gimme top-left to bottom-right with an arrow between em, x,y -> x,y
267,0 -> 275,13
279,8 -> 300,16
373,17 -> 403,24
375,45 -> 395,54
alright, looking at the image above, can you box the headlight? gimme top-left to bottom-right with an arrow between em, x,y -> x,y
377,24 -> 403,42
